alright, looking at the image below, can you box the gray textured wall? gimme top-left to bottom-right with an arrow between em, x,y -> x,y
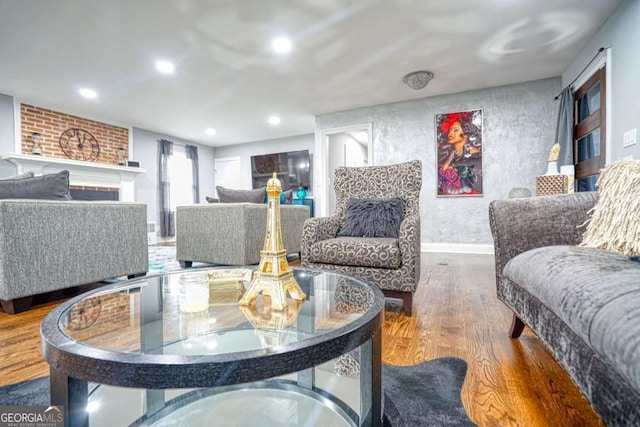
562,0 -> 639,161
315,78 -> 560,246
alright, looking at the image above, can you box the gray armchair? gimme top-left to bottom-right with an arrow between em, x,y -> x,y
176,203 -> 310,266
0,200 -> 148,314
301,160 -> 422,315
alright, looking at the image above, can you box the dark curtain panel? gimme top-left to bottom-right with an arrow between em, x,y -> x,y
158,139 -> 174,237
555,87 -> 574,167
185,144 -> 200,204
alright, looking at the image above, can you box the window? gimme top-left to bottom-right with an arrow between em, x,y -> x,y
168,146 -> 194,210
573,67 -> 606,192
159,140 -> 199,238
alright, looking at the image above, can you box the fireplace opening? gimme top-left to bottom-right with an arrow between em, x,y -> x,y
70,186 -> 119,201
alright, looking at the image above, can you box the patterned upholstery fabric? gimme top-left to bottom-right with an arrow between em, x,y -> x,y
334,277 -> 373,314
307,237 -> 401,268
302,160 -> 422,315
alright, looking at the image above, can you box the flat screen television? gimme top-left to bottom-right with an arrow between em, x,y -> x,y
251,149 -> 312,192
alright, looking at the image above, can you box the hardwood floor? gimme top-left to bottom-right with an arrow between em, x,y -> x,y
0,253 -> 603,426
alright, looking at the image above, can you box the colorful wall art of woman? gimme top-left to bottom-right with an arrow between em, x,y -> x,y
436,110 -> 483,196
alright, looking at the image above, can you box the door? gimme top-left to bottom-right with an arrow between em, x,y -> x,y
214,156 -> 242,196
322,124 -> 372,215
573,67 -> 606,192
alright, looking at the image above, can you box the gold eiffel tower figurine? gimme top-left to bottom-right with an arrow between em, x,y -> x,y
239,173 -> 306,310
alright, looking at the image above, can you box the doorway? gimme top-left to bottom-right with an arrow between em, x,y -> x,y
214,156 -> 242,194
321,124 -> 372,215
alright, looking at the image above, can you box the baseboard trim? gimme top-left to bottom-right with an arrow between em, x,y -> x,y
421,243 -> 494,255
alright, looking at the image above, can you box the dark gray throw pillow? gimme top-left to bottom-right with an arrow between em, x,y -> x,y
0,170 -> 72,200
282,190 -> 293,205
337,197 -> 404,238
216,186 -> 266,203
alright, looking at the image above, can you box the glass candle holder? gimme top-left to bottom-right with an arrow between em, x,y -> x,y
179,272 -> 210,313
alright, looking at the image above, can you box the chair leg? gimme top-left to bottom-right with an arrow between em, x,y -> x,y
382,290 -> 413,316
0,296 -> 34,314
509,314 -> 526,338
401,293 -> 413,316
179,260 -> 193,268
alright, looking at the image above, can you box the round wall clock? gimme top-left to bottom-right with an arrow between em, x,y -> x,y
59,128 -> 101,162
67,297 -> 102,330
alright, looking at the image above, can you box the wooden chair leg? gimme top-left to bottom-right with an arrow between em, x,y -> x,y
0,296 -> 34,314
382,290 -> 413,316
401,293 -> 412,316
509,314 -> 526,338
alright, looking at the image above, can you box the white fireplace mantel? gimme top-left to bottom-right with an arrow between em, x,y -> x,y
2,153 -> 146,202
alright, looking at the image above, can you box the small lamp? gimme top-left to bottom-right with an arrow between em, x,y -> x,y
31,132 -> 42,155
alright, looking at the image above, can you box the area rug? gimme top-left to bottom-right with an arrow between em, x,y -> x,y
148,244 -> 180,273
146,245 -> 298,274
147,245 -> 208,273
383,357 -> 475,426
0,358 -> 474,426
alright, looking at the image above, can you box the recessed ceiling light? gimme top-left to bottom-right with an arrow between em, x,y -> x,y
79,88 -> 97,99
268,116 -> 281,125
272,37 -> 291,54
205,128 -> 216,136
156,60 -> 175,74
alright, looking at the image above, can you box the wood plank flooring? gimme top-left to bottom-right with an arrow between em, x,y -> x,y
0,253 -> 604,426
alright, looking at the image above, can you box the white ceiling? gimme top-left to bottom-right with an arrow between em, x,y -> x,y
0,0 -> 622,147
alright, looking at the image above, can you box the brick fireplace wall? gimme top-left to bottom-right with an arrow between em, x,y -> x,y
20,104 -> 129,165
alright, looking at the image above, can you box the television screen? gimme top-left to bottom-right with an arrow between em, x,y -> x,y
251,150 -> 311,192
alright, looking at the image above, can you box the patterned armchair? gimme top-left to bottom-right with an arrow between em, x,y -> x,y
301,160 -> 422,315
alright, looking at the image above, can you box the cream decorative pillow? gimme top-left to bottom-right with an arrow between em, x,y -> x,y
580,159 -> 640,256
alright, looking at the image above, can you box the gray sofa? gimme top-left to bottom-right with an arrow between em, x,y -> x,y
176,203 -> 310,266
489,192 -> 640,426
0,199 -> 149,314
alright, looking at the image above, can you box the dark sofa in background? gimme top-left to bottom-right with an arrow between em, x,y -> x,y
205,185 -> 293,204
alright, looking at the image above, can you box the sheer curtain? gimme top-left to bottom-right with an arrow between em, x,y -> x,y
158,139 -> 174,237
185,144 -> 200,204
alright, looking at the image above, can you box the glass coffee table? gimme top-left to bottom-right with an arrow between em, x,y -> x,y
41,267 -> 384,427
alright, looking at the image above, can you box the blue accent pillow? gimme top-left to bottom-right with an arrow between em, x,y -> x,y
337,197 -> 404,238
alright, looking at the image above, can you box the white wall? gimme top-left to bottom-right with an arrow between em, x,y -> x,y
214,133 -> 315,192
0,94 -> 14,150
562,0 -> 640,161
0,93 -> 17,176
315,78 -> 560,247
